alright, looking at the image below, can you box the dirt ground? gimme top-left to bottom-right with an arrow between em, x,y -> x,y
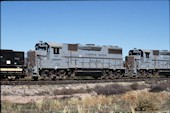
1,82 -> 145,103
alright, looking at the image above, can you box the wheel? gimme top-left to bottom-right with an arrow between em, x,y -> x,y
32,76 -> 38,81
49,74 -> 56,80
116,71 -> 123,78
93,76 -> 99,80
101,70 -> 108,79
137,72 -> 142,78
108,71 -> 116,79
48,70 -> 56,80
40,70 -> 49,80
57,70 -> 67,80
146,73 -> 153,78
15,76 -> 20,80
8,76 -> 16,81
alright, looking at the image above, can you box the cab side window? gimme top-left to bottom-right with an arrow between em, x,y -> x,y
53,48 -> 60,54
145,52 -> 150,58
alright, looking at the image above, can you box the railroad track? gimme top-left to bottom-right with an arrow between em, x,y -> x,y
0,77 -> 169,85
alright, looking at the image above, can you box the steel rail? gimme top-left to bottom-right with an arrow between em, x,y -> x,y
0,77 -> 169,85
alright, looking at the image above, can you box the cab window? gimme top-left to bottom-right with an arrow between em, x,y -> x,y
145,52 -> 150,58
53,48 -> 60,54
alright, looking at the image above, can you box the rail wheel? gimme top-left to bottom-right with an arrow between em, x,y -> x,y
116,73 -> 123,78
141,70 -> 147,78
32,76 -> 38,81
15,76 -> 20,80
57,70 -> 67,80
101,70 -> 109,79
70,70 -> 76,78
49,70 -> 56,80
153,70 -> 159,77
108,71 -> 116,79
146,72 -> 153,78
7,76 -> 16,81
137,71 -> 142,78
67,69 -> 76,79
40,70 -> 49,80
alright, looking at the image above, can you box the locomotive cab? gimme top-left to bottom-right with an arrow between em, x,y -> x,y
27,41 -> 63,80
35,41 -> 49,55
125,49 -> 153,77
35,41 -> 48,51
129,49 -> 143,58
35,41 -> 62,59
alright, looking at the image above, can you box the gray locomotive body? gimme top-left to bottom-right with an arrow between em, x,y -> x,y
27,41 -> 125,80
125,49 -> 170,77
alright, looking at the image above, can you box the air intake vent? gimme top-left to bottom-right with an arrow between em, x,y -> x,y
27,51 -> 36,67
86,44 -> 95,46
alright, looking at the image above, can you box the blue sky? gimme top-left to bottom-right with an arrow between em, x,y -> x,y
1,1 -> 169,57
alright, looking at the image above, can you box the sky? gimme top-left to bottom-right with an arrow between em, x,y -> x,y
1,1 -> 169,58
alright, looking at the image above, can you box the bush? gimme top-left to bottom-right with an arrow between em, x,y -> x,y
53,88 -> 87,95
130,83 -> 148,90
149,85 -> 166,92
135,92 -> 161,111
149,81 -> 169,92
93,84 -> 131,95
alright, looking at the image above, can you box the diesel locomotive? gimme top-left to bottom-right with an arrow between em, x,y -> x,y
27,41 -> 125,80
1,41 -> 170,80
125,49 -> 170,78
0,49 -> 25,80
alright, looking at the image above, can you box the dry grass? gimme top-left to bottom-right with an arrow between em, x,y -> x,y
2,90 -> 170,113
2,81 -> 170,112
122,91 -> 169,111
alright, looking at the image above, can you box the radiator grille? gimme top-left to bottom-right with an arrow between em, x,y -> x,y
27,51 -> 36,67
125,56 -> 135,68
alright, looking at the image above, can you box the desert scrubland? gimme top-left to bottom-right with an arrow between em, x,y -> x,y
1,80 -> 170,113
